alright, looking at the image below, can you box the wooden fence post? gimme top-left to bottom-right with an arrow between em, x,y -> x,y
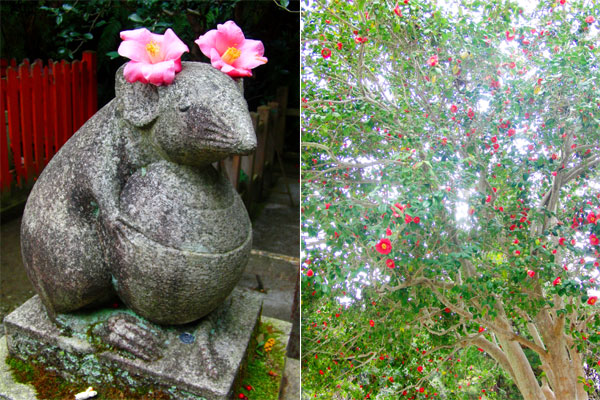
0,75 -> 9,191
6,67 -> 23,186
82,51 -> 97,120
1,53 -> 99,195
19,62 -> 35,182
31,60 -> 44,175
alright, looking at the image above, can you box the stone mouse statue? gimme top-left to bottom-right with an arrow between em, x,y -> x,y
20,62 -> 256,325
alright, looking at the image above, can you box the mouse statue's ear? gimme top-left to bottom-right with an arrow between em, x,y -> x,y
115,64 -> 159,128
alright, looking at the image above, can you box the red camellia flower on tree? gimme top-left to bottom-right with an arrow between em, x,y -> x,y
450,104 -> 458,113
322,48 -> 332,59
369,319 -> 375,327
553,277 -> 562,286
417,366 -> 424,372
467,108 -> 475,119
506,30 -> 515,41
590,234 -> 599,246
386,259 -> 395,269
413,216 -> 420,224
393,4 -> 402,17
587,212 -> 597,224
558,237 -> 566,245
588,296 -> 598,305
376,238 -> 392,255
527,270 -> 535,278
307,269 -> 314,277
427,54 -> 439,67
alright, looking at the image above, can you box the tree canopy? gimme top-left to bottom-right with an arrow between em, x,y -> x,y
301,0 -> 600,399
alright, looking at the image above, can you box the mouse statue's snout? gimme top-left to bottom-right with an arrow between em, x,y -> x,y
149,62 -> 258,167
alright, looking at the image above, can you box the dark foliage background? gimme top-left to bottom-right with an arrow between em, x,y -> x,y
0,0 -> 299,151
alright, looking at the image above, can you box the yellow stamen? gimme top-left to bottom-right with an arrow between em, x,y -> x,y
146,41 -> 160,58
381,244 -> 387,249
222,47 -> 241,65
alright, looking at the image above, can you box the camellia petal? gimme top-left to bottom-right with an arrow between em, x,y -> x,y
214,21 -> 246,55
118,39 -> 152,64
195,20 -> 267,78
162,28 -> 191,63
118,27 -> 189,86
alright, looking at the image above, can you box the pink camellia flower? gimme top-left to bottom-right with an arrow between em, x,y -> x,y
585,16 -> 595,24
118,28 -> 189,85
527,270 -> 535,278
427,54 -> 438,67
195,20 -> 267,78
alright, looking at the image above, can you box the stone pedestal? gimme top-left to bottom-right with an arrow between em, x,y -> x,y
3,288 -> 263,400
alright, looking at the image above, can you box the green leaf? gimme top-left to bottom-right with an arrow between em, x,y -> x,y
105,51 -> 120,59
128,13 -> 144,23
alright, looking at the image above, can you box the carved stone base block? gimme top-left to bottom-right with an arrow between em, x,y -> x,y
3,288 -> 263,400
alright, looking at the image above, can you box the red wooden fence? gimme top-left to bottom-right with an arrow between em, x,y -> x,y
0,51 -> 97,193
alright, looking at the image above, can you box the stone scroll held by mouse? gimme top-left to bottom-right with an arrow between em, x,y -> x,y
20,61 -> 257,326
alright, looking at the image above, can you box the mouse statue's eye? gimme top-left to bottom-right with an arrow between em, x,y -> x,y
179,104 -> 191,112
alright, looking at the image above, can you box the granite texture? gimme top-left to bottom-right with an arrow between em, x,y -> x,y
4,289 -> 263,400
20,62 -> 256,325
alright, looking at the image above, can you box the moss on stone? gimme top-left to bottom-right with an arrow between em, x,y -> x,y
6,355 -> 172,400
236,321 -> 287,400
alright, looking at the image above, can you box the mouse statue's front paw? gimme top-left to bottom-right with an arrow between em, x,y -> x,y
94,314 -> 165,362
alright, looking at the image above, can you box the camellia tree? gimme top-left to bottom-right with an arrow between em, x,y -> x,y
301,0 -> 600,399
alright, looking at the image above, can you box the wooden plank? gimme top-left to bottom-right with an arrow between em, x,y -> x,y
78,57 -> 87,126
71,60 -> 82,131
275,86 -> 288,152
60,60 -> 72,146
0,75 -> 11,191
18,63 -> 34,182
266,101 -> 278,169
82,51 -> 97,119
253,105 -> 269,200
43,64 -> 54,163
52,61 -> 64,150
6,67 -> 23,185
241,113 -> 258,208
31,61 -> 44,174
231,155 -> 241,192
